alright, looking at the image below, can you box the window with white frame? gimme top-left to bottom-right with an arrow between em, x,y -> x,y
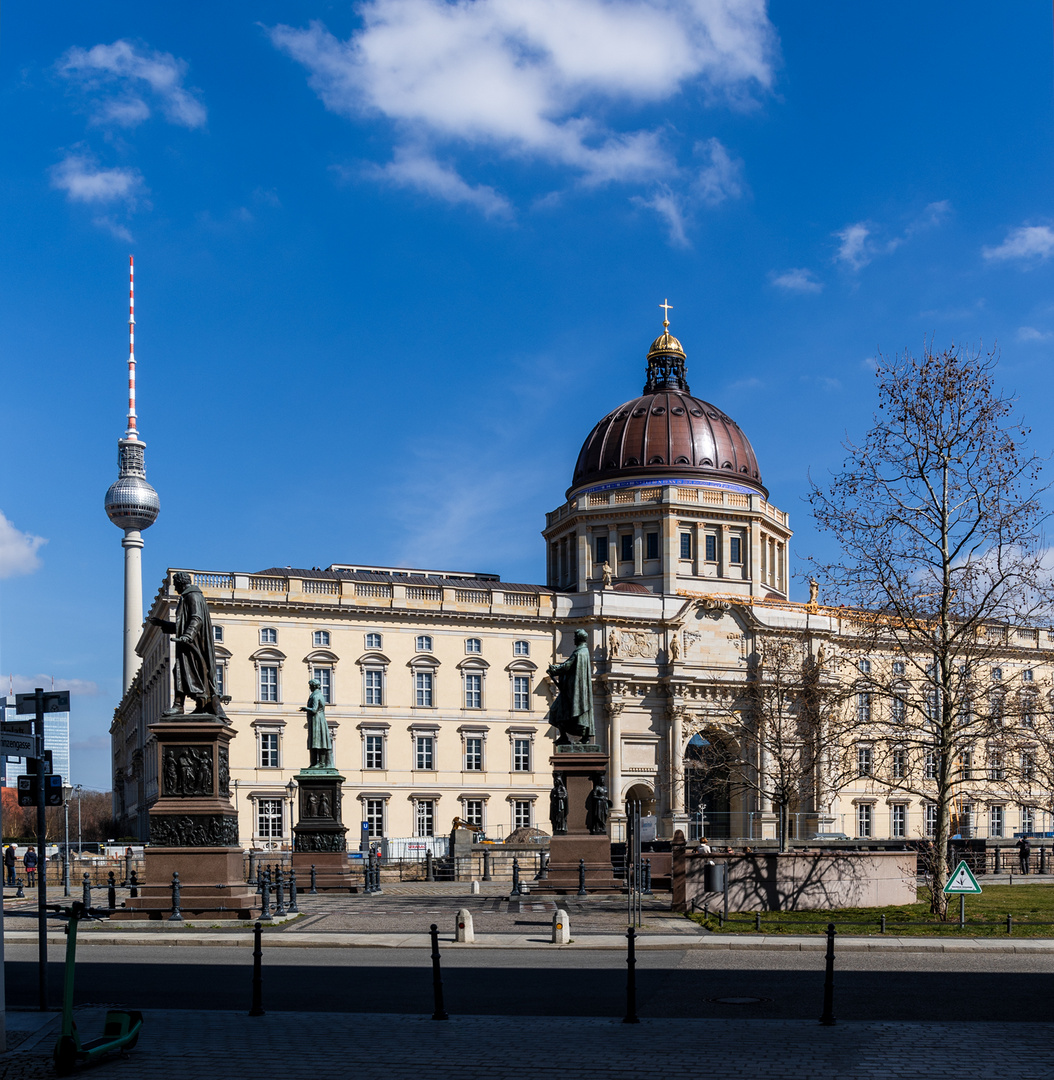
213,625 -> 224,643
259,731 -> 280,769
987,749 -> 1005,781
415,799 -> 435,837
313,630 -> 330,647
1023,693 -> 1037,728
925,689 -> 940,723
892,748 -> 906,779
464,673 -> 483,709
365,799 -> 385,837
992,667 -> 1003,681
1022,805 -> 1036,834
893,660 -> 906,676
415,671 -> 434,707
891,804 -> 906,839
859,658 -> 872,675
924,749 -> 938,780
513,800 -> 532,830
257,798 -> 283,839
259,665 -> 279,702
462,799 -> 484,829
1024,668 -> 1034,682
364,668 -> 384,706
924,803 -> 937,837
856,692 -> 872,723
990,804 -> 1005,838
464,737 -> 483,771
891,693 -> 906,724
512,738 -> 531,772
313,666 -> 333,704
365,632 -> 382,649
215,661 -> 226,699
416,635 -> 433,652
260,627 -> 277,645
989,691 -> 1005,726
856,803 -> 873,838
415,735 -> 435,770
957,698 -> 974,727
513,676 -> 531,711
857,745 -> 873,777
958,750 -> 974,781
1021,749 -> 1036,781
465,638 -> 482,654
364,733 -> 385,770
513,640 -> 530,657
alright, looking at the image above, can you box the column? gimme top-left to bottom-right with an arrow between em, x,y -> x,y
662,508 -> 678,595
577,531 -> 591,593
633,523 -> 644,576
122,529 -> 144,693
749,518 -> 761,597
693,521 -> 704,579
669,707 -> 685,814
607,702 -> 624,813
608,526 -> 618,579
718,523 -> 728,581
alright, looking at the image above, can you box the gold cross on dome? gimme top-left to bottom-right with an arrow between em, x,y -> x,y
660,298 -> 672,329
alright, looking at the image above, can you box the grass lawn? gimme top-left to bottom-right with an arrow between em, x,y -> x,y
688,884 -> 1054,937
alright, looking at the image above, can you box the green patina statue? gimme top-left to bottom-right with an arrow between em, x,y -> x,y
300,678 -> 334,769
547,628 -> 595,745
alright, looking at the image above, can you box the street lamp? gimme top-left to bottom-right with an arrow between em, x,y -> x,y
74,784 -> 83,856
285,778 -> 297,847
62,785 -> 72,897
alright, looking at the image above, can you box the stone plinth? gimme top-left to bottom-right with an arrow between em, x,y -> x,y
114,715 -> 259,920
291,769 -> 354,891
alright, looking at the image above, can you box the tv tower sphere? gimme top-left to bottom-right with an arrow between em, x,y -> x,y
105,454 -> 160,530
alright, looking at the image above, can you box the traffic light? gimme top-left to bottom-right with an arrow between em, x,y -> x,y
17,775 -> 37,807
45,775 -> 63,807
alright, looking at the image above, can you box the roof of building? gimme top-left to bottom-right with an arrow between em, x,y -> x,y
254,567 -> 551,594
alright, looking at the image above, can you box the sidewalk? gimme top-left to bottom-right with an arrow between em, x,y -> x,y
4,1009 -> 1053,1079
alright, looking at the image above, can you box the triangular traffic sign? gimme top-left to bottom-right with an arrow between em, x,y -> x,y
943,859 -> 983,894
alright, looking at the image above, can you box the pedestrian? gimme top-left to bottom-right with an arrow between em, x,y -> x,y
1016,835 -> 1032,875
696,837 -> 711,854
24,846 -> 37,888
4,844 -> 16,887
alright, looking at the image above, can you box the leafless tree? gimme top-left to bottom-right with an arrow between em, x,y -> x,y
809,343 -> 1045,915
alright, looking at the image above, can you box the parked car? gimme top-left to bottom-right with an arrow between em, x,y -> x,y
809,832 -> 850,841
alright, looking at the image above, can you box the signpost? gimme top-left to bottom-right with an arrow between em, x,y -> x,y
944,858 -> 983,929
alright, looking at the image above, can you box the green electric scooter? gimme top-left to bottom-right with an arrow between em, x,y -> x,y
47,901 -> 143,1075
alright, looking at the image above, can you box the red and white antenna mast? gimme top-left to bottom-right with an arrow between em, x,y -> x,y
126,255 -> 138,439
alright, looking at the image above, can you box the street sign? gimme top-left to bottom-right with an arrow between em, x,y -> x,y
17,775 -> 37,806
15,690 -> 70,715
944,859 -> 983,894
0,731 -> 37,756
45,775 -> 63,807
1,719 -> 33,736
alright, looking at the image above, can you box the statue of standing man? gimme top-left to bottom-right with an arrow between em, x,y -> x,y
547,628 -> 595,746
300,678 -> 334,769
147,571 -> 227,719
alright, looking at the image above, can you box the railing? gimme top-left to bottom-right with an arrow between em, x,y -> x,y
194,573 -> 233,589
504,593 -> 535,606
640,488 -> 661,502
407,587 -> 442,601
356,583 -> 392,598
455,590 -> 488,604
727,493 -> 749,507
614,492 -> 634,503
249,576 -> 286,592
303,580 -> 339,595
589,493 -> 607,505
677,488 -> 699,501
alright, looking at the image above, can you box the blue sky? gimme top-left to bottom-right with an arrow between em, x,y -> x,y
2,2 -> 1053,790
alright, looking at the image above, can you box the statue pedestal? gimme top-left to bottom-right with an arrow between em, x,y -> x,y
539,751 -> 622,893
291,769 -> 355,891
113,716 -> 259,920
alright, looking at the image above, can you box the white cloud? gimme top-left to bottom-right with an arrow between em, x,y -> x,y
9,675 -> 100,697
771,267 -> 822,293
834,222 -> 877,270
58,39 -> 207,128
983,225 -> 1054,263
1017,326 -> 1053,342
834,202 -> 950,272
269,0 -> 775,220
0,512 -> 46,578
364,147 -> 512,217
50,153 -> 143,204
634,186 -> 689,247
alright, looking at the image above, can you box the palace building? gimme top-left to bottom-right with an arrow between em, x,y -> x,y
111,319 -> 1054,847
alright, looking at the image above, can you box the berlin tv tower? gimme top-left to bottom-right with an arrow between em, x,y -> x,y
104,256 -> 160,692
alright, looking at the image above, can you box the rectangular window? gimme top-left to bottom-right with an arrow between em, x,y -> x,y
364,734 -> 385,770
620,535 -> 633,562
679,532 -> 692,559
462,799 -> 484,829
259,666 -> 279,702
1022,750 -> 1036,781
891,804 -> 906,839
513,800 -> 532,830
464,674 -> 482,709
513,676 -> 530,711
415,735 -> 435,770
990,805 -> 1005,838
260,628 -> 277,645
259,732 -> 280,769
365,632 -> 382,649
988,751 -> 1005,781
729,536 -> 743,564
857,745 -> 873,777
514,640 -> 530,656
924,804 -> 937,837
858,658 -> 872,675
892,748 -> 906,779
465,638 -> 482,654
464,737 -> 483,771
924,750 -> 937,780
415,800 -> 435,837
595,536 -> 608,564
415,672 -> 434,707
856,804 -> 873,838
365,799 -> 385,838
891,694 -> 906,724
416,635 -> 433,652
958,752 -> 973,781
314,667 -> 332,704
257,798 -> 283,839
365,669 -> 384,706
1022,806 -> 1035,834
856,692 -> 872,723
646,532 -> 659,560
893,660 -> 906,676
213,625 -> 224,643
1023,695 -> 1036,728
313,630 -> 330,647
512,738 -> 531,772
215,663 -> 225,699
926,689 -> 940,723
990,693 -> 1005,726
705,534 -> 717,561
1024,669 -> 1035,682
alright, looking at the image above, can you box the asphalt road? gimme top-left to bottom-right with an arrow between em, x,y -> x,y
7,943 -> 1054,1021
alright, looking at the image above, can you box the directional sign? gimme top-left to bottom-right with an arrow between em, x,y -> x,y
0,731 -> 37,756
944,859 -> 983,894
15,690 -> 70,715
0,719 -> 33,736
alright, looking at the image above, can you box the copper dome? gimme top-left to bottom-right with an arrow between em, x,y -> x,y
569,327 -> 765,497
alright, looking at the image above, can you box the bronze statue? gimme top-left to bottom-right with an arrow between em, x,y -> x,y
148,571 -> 227,718
549,774 -> 568,835
300,678 -> 334,769
586,778 -> 610,835
547,629 -> 595,745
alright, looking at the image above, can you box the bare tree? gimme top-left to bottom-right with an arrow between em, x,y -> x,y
809,343 -> 1045,915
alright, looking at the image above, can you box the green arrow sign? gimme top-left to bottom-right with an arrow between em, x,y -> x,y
943,859 -> 983,894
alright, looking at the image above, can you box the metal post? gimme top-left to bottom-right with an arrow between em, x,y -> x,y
310,864 -> 318,895
130,869 -> 138,899
1007,913 -> 1013,935
247,851 -> 258,886
249,921 -> 264,1016
623,926 -> 639,1023
63,799 -> 70,898
169,872 -> 183,922
880,914 -> 886,934
288,869 -> 299,914
643,859 -> 652,896
425,850 -> 434,882
755,911 -> 761,932
482,850 -> 492,882
33,687 -> 47,1011
537,852 -> 549,880
959,892 -> 965,930
260,870 -> 272,920
577,858 -> 587,898
1042,845 -> 1048,875
429,923 -> 448,1021
819,922 -> 836,1025
81,871 -> 91,910
512,857 -> 521,897
274,867 -> 286,916
993,846 -> 1001,874
124,850 -> 132,888
107,871 -> 116,910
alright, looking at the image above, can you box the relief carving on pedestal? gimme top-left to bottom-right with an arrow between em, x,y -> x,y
162,745 -> 215,797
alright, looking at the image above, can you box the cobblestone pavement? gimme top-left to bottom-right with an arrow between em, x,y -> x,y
5,1009 -> 1054,1080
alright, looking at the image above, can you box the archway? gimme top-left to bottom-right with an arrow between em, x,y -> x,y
685,730 -> 736,840
624,783 -> 655,818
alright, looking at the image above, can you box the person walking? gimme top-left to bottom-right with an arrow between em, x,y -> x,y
1016,835 -> 1032,875
4,844 -> 16,886
24,846 -> 37,888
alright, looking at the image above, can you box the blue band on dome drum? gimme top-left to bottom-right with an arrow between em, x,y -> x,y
574,477 -> 756,497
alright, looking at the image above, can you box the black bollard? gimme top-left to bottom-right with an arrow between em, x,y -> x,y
288,869 -> 299,913
643,859 -> 653,896
482,850 -> 492,882
511,857 -> 521,897
755,911 -> 762,932
819,922 -> 836,1025
169,871 -> 184,923
260,870 -> 272,920
129,869 -> 139,899
247,851 -> 258,886
310,864 -> 318,895
880,914 -> 886,934
994,846 -> 1001,874
537,852 -> 549,881
249,921 -> 265,1016
82,871 -> 91,910
1007,913 -> 1013,935
1043,846 -> 1049,875
425,851 -> 434,882
274,867 -> 287,916
107,871 -> 116,910
15,878 -> 24,899
624,926 -> 639,1023
125,851 -> 132,887
429,923 -> 448,1021
578,858 -> 587,898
